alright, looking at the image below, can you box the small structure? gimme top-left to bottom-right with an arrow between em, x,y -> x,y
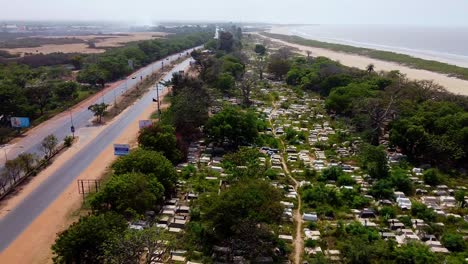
303,213 -> 318,222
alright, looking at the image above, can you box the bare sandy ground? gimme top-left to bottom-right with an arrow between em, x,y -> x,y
0,86 -> 171,264
260,30 -> 468,96
1,32 -> 167,56
1,43 -> 106,55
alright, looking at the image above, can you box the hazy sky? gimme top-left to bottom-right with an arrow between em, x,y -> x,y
2,0 -> 468,26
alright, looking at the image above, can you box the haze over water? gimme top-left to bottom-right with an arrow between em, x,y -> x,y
286,25 -> 468,68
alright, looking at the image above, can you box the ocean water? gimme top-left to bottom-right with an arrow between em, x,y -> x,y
286,25 -> 468,67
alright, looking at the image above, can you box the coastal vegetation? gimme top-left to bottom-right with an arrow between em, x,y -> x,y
263,32 -> 468,81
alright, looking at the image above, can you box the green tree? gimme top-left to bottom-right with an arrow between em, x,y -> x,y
201,179 -> 283,238
0,81 -> 28,117
112,149 -> 177,194
4,158 -> 23,185
51,213 -> 127,264
104,227 -> 174,264
320,166 -> 345,182
205,106 -> 259,147
454,190 -> 466,207
366,63 -> 375,74
25,80 -> 52,115
138,124 -> 182,164
88,103 -> 109,123
441,233 -> 466,252
222,147 -> 265,179
369,179 -> 394,199
337,174 -> 356,186
254,44 -> 266,56
70,55 -> 83,70
41,134 -> 58,158
77,64 -> 108,87
411,202 -> 437,223
90,173 -> 164,215
422,169 -> 442,186
325,82 -> 377,114
218,31 -> 234,52
267,57 -> 290,80
379,206 -> 397,221
395,242 -> 437,264
253,55 -> 268,80
53,81 -> 79,102
390,168 -> 414,195
167,85 -> 210,138
359,144 -> 389,179
216,73 -> 235,93
17,152 -> 39,174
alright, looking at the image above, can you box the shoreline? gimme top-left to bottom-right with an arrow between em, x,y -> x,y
259,31 -> 468,96
271,26 -> 468,68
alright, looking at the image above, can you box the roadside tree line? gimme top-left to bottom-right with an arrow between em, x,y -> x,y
0,29 -> 214,144
0,134 -> 71,197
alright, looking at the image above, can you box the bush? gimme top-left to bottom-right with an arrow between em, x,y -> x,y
411,202 -> 437,223
423,169 -> 443,186
379,206 -> 397,220
319,166 -> 344,182
305,239 -> 317,248
337,174 -> 356,186
307,222 -> 317,230
63,136 -> 74,147
441,233 -> 466,252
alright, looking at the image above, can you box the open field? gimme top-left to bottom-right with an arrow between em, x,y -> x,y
0,32 -> 167,56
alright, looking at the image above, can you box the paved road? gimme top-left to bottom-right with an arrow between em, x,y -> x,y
0,57 -> 193,252
0,48 -> 196,166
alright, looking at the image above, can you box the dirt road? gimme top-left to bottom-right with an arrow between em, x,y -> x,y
269,103 -> 303,264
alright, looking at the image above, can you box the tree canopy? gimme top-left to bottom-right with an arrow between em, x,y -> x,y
205,106 -> 259,148
138,124 -> 182,164
112,149 -> 177,194
90,172 -> 164,215
51,213 -> 127,264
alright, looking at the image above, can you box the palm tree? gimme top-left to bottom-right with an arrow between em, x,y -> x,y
366,63 -> 375,74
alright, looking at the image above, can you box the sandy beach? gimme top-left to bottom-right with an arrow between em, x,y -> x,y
263,27 -> 468,96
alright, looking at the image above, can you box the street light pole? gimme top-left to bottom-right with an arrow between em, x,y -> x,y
69,109 -> 75,138
156,84 -> 161,121
113,89 -> 117,108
